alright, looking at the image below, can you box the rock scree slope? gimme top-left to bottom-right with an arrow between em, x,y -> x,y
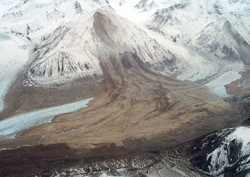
15,9 -> 232,151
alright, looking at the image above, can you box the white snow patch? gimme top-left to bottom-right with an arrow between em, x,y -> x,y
0,147 -> 12,151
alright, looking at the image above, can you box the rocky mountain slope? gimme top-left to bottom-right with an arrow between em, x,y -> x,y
11,9 -> 230,151
111,0 -> 250,98
1,0 -> 250,116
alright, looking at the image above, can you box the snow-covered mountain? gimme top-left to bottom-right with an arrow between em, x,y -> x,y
146,0 -> 250,65
164,124 -> 250,177
0,1 -> 249,118
0,0 -> 249,133
207,126 -> 250,176
0,0 -> 113,39
108,0 -> 249,98
1,0 -> 249,87
23,8 -> 179,87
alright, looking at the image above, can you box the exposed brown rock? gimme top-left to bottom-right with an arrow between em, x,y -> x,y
16,51 -> 232,151
226,66 -> 250,96
0,9 -> 238,154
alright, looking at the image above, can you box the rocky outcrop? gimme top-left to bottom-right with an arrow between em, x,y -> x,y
74,1 -> 82,14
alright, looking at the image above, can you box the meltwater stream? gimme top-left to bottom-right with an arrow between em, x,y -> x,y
0,97 -> 93,138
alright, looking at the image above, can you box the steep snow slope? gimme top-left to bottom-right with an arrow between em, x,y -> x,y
143,0 -> 249,97
1,0 -> 249,100
141,28 -> 218,81
0,33 -> 29,111
145,0 -> 250,65
184,123 -> 250,176
0,0 -> 113,39
207,126 -> 250,176
188,19 -> 250,65
107,0 -> 249,98
1,0 -> 179,87
140,26 -> 245,97
109,0 -> 183,23
146,0 -> 250,42
0,0 -> 19,17
0,7 -> 186,118
23,9 -> 179,87
0,0 -> 115,116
